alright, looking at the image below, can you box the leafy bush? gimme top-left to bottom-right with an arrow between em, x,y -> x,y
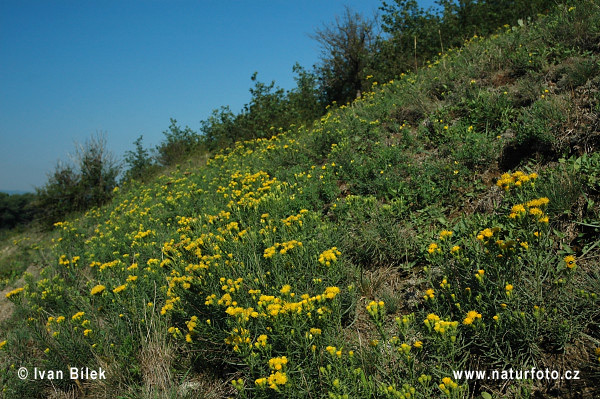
122,135 -> 159,182
156,119 -> 202,166
0,193 -> 39,230
34,134 -> 120,226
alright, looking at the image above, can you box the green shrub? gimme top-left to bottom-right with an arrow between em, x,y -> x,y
34,134 -> 120,226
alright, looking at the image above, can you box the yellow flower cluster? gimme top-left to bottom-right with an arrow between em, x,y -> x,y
268,356 -> 288,371
424,288 -> 435,300
439,230 -> 453,240
5,287 -> 24,299
463,310 -> 482,325
90,284 -> 106,296
496,171 -> 538,191
255,371 -> 288,390
439,377 -> 459,395
424,313 -> 458,338
366,300 -> 385,321
427,243 -> 441,254
225,327 -> 251,353
476,227 -> 500,241
509,197 -> 549,222
263,240 -> 303,258
318,247 -> 341,266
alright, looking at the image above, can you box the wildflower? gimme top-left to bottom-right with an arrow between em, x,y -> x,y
255,377 -> 267,387
475,269 -> 485,283
424,288 -> 435,300
439,230 -> 453,239
366,300 -> 385,320
268,356 -> 288,371
5,287 -> 24,298
505,284 -> 513,297
428,243 -> 440,254
318,247 -> 341,266
280,284 -> 291,295
0,340 -> 6,350
255,334 -> 268,348
322,286 -> 340,300
112,284 -> 127,294
564,255 -> 576,269
90,285 -> 106,296
267,371 -> 288,390
463,310 -> 482,325
72,311 -> 85,321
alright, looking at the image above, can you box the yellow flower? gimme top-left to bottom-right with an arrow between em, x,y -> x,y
439,230 -> 453,239
112,284 -> 127,294
72,311 -> 85,321
427,243 -> 440,254
267,371 -> 288,390
564,255 -> 576,269
90,285 -> 106,296
255,377 -> 267,387
5,287 -> 24,298
463,310 -> 482,325
268,356 -> 288,371
0,340 -> 7,350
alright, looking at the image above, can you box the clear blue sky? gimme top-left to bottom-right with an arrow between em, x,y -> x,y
0,0 -> 436,193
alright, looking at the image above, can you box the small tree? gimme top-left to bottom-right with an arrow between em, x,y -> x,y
156,119 -> 201,166
123,135 -> 156,181
312,6 -> 378,105
74,134 -> 120,208
35,133 -> 120,226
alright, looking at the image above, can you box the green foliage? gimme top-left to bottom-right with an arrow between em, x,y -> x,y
375,0 -> 558,81
311,6 -> 377,105
156,119 -> 202,166
123,135 -> 158,182
200,69 -> 323,152
34,134 -> 120,226
0,193 -> 39,230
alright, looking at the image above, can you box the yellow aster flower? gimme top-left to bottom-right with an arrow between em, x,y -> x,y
90,284 -> 106,296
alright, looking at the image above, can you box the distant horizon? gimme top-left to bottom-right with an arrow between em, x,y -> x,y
0,189 -> 33,195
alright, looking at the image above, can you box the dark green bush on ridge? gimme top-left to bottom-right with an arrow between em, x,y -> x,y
0,192 -> 39,230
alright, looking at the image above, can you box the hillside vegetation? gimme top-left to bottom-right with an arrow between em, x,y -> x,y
1,1 -> 600,398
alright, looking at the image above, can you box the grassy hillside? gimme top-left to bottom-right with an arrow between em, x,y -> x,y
1,1 -> 600,398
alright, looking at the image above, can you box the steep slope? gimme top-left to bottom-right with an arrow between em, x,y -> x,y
1,2 -> 600,398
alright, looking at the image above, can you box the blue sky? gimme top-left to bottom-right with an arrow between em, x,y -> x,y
0,0 -> 437,192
